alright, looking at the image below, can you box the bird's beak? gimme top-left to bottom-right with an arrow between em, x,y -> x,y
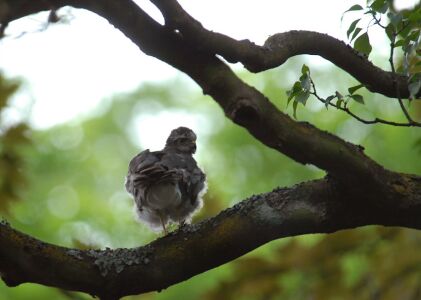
191,142 -> 197,153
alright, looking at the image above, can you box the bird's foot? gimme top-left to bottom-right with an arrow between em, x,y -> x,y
158,212 -> 168,235
177,220 -> 189,230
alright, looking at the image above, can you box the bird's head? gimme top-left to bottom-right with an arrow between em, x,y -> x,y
165,127 -> 197,154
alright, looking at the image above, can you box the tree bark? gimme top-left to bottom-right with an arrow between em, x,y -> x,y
1,177 -> 421,299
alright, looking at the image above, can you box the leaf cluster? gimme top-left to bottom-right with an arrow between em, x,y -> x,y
286,1 -> 420,124
286,64 -> 365,118
286,64 -> 311,118
344,1 -> 421,99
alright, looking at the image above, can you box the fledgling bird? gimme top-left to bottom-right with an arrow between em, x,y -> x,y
125,127 -> 207,234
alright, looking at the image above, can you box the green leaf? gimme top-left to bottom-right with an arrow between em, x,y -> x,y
286,92 -> 295,106
388,12 -> 403,27
344,95 -> 351,106
287,81 -> 302,104
365,9 -> 375,16
350,94 -> 365,104
347,19 -> 361,39
399,25 -> 412,39
408,80 -> 421,99
299,64 -> 311,92
300,74 -> 311,92
403,43 -> 415,56
342,4 -> 364,22
301,64 -> 310,75
385,24 -> 395,41
354,32 -> 372,56
292,100 -> 298,119
295,90 -> 310,105
325,95 -> 335,109
344,4 -> 364,14
407,30 -> 420,42
292,81 -> 302,92
335,91 -> 344,100
350,27 -> 363,42
408,8 -> 421,22
370,0 -> 388,14
348,84 -> 364,95
394,39 -> 406,48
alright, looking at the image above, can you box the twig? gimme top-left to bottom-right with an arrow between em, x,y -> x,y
396,21 -> 410,36
388,26 -> 421,126
371,14 -> 386,29
310,79 -> 421,127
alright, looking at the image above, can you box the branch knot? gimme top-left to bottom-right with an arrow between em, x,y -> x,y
228,98 -> 260,126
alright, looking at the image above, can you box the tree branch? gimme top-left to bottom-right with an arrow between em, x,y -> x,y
309,79 -> 421,127
1,0 -> 418,100
1,176 -> 421,298
149,0 -> 419,100
0,0 -> 412,196
387,27 -> 420,126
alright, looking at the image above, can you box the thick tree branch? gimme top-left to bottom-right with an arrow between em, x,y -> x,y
150,0 -> 419,100
1,176 -> 421,298
0,0 -> 412,195
1,0 -> 418,100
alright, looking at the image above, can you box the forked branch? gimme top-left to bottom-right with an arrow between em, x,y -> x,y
1,177 -> 421,298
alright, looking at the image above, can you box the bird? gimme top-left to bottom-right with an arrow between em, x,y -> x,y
125,127 -> 207,234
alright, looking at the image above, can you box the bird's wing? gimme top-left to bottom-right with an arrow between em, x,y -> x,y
126,150 -> 181,206
188,165 -> 206,204
127,149 -> 158,173
162,154 -> 206,205
126,149 -> 154,193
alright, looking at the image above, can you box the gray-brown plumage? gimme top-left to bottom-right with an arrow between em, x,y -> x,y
125,127 -> 207,233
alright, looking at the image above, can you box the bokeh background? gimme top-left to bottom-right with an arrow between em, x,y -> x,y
1,1 -> 421,299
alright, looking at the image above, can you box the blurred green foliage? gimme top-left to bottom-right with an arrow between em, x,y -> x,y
0,54 -> 420,300
0,74 -> 31,213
